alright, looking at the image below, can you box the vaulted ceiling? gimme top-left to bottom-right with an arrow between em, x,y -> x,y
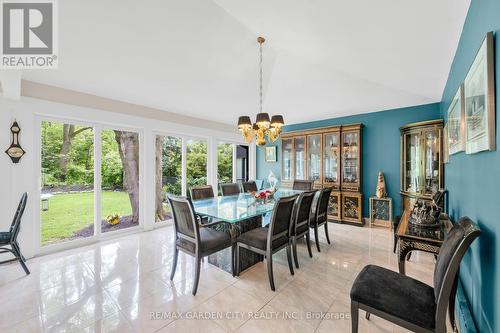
23,0 -> 470,125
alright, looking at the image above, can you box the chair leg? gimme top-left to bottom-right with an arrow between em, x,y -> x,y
170,247 -> 179,280
266,253 -> 275,291
365,312 -> 370,320
351,301 -> 359,333
393,234 -> 397,253
292,237 -> 299,269
13,242 -> 26,262
286,245 -> 295,275
314,226 -> 321,252
192,257 -> 202,295
324,222 -> 331,245
11,244 -> 29,275
305,232 -> 313,258
235,245 -> 240,277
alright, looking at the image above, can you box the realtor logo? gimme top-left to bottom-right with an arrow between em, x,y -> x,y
1,0 -> 57,69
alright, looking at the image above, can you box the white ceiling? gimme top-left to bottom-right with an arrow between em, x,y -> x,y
23,0 -> 471,125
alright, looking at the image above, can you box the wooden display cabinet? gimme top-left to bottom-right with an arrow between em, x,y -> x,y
400,119 -> 444,213
281,123 -> 364,225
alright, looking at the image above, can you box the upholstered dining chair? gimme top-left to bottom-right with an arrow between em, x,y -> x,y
220,183 -> 241,196
235,194 -> 298,291
0,192 -> 29,275
292,180 -> 314,191
190,185 -> 215,200
350,217 -> 481,333
310,187 -> 333,252
242,181 -> 258,193
290,190 -> 316,268
168,195 -> 234,295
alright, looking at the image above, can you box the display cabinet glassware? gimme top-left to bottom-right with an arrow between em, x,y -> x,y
323,131 -> 341,187
400,120 -> 444,213
341,125 -> 362,192
282,138 -> 293,184
295,136 -> 306,180
307,134 -> 322,186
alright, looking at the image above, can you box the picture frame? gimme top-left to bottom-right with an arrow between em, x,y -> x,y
265,146 -> 277,162
447,84 -> 465,155
464,32 -> 496,154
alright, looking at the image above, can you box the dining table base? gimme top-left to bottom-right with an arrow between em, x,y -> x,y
208,215 -> 265,274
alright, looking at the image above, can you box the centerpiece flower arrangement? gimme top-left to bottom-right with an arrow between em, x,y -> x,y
252,187 -> 277,203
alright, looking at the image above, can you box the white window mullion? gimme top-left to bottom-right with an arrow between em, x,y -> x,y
181,138 -> 187,196
94,125 -> 102,237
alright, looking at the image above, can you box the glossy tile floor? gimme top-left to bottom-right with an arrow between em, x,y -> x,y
0,223 -> 437,333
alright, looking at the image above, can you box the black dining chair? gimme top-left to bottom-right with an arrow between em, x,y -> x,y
0,192 -> 29,275
242,181 -> 258,193
190,185 -> 215,200
310,187 -> 333,252
292,180 -> 314,191
220,183 -> 241,196
350,217 -> 481,333
235,194 -> 298,291
168,195 -> 234,295
290,190 -> 316,268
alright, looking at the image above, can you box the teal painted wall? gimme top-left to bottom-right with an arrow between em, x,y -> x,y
440,0 -> 500,332
256,103 -> 442,218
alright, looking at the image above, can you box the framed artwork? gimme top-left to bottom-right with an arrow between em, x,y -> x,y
265,146 -> 277,162
447,85 -> 465,155
443,125 -> 449,164
464,32 -> 496,154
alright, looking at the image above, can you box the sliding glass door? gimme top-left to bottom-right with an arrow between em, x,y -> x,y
186,139 -> 208,197
40,119 -> 141,248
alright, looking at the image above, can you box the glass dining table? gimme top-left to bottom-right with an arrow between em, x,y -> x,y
191,189 -> 302,273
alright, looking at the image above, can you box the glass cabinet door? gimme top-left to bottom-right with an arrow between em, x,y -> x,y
323,132 -> 340,186
342,131 -> 360,187
294,137 -> 306,180
307,135 -> 321,184
423,129 -> 440,194
404,132 -> 422,193
282,138 -> 293,181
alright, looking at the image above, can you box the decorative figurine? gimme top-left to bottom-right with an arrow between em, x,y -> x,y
5,120 -> 26,163
375,172 -> 387,198
268,170 -> 278,189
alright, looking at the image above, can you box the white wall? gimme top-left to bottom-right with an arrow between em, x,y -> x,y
0,96 -> 251,259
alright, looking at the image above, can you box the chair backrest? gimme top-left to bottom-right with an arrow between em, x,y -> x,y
292,191 -> 316,234
293,180 -> 314,191
220,183 -> 241,196
315,187 -> 333,223
267,195 -> 298,249
190,185 -> 214,200
10,192 -> 28,242
167,195 -> 200,248
242,181 -> 258,193
433,217 -> 481,331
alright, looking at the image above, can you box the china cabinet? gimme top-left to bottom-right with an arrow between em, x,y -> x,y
281,123 -> 363,225
400,119 -> 444,212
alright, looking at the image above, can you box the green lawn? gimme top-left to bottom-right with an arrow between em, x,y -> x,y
41,191 -> 132,245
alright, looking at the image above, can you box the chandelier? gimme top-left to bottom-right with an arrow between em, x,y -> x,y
237,36 -> 284,146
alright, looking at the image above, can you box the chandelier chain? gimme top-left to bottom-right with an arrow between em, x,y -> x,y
259,42 -> 263,114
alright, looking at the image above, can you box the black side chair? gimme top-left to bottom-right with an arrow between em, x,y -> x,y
0,192 -> 29,275
310,187 -> 333,252
220,183 -> 241,196
168,195 -> 234,295
350,217 -> 481,333
290,190 -> 316,268
393,215 -> 401,253
242,181 -> 258,193
235,194 -> 298,291
190,185 -> 215,200
292,180 -> 314,191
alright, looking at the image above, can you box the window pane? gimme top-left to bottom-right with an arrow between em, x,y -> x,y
236,145 -> 249,183
155,135 -> 181,222
41,121 -> 94,246
100,129 -> 139,233
186,139 -> 207,198
218,143 -> 233,194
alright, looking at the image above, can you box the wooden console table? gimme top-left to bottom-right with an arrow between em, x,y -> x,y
396,209 -> 452,275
